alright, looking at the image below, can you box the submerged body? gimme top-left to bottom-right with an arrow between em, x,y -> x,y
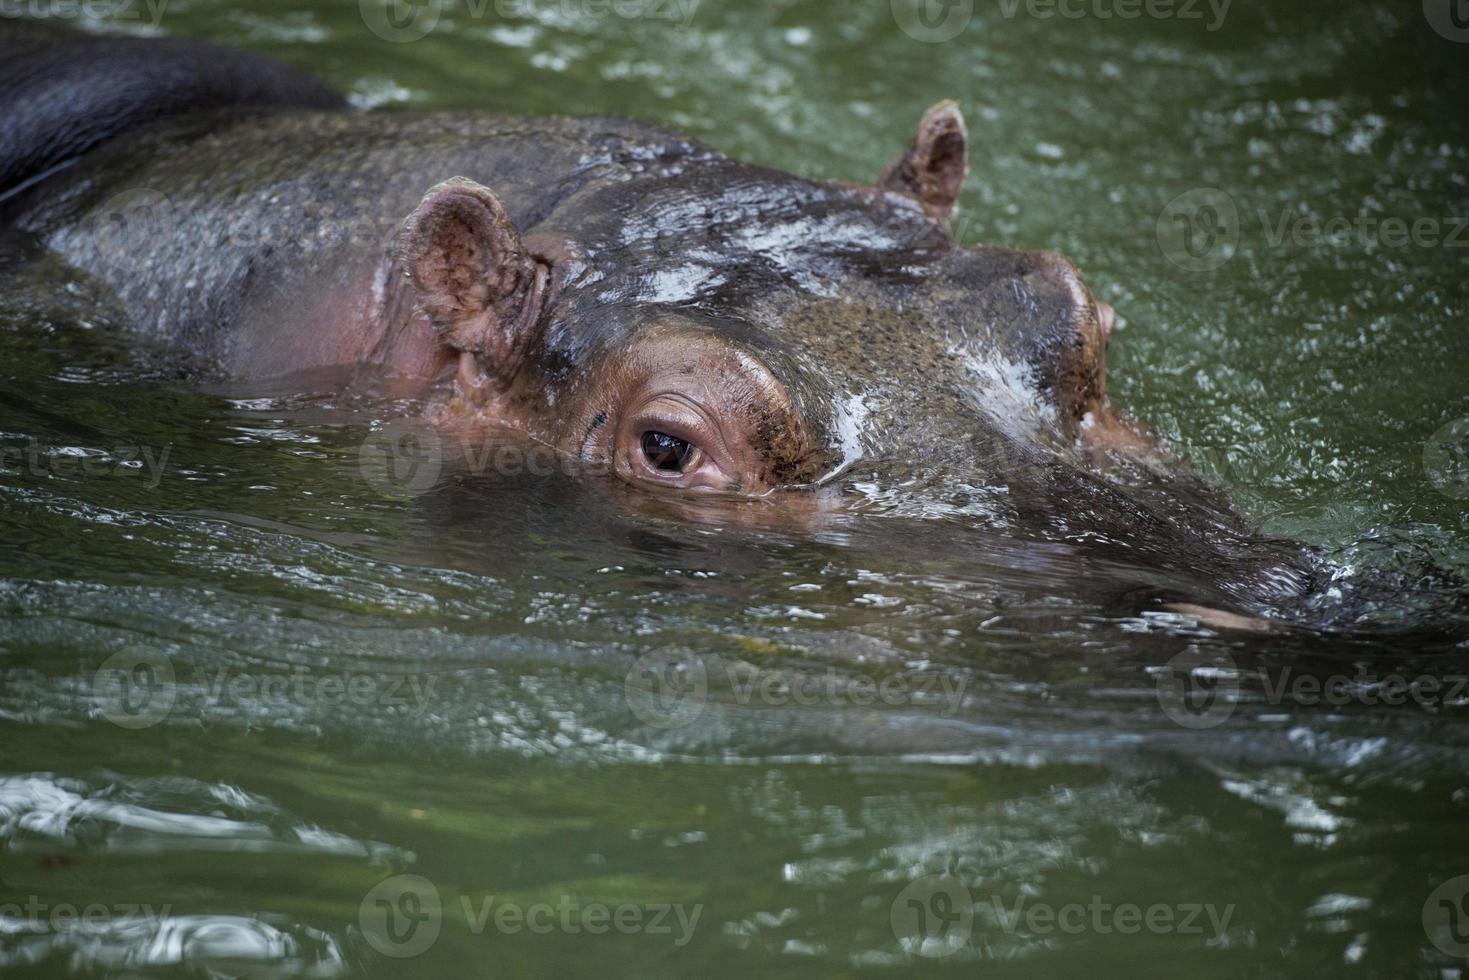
0,22 -> 1319,622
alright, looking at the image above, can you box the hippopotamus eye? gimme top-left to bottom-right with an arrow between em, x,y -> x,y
641,431 -> 697,472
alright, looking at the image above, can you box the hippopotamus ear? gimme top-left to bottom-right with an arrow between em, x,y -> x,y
878,100 -> 968,224
397,177 -> 546,379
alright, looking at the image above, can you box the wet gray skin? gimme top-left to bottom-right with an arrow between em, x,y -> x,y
4,63 -> 1320,623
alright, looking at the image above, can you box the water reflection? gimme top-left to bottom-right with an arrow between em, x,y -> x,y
0,773 -> 407,977
1,912 -> 348,980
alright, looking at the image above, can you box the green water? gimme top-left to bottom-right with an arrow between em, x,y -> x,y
2,1 -> 1468,977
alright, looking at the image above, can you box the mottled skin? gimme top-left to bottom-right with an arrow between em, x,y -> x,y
1,26 -> 1314,621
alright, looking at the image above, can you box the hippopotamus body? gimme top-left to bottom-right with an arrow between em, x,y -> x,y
0,21 -> 1320,626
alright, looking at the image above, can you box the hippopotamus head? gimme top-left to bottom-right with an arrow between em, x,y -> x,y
398,102 -> 1150,512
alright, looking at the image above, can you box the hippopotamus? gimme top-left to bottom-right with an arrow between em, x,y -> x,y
0,20 -> 1323,629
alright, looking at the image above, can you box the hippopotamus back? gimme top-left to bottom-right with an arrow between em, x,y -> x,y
0,18 -> 342,203
7,107 -> 727,376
